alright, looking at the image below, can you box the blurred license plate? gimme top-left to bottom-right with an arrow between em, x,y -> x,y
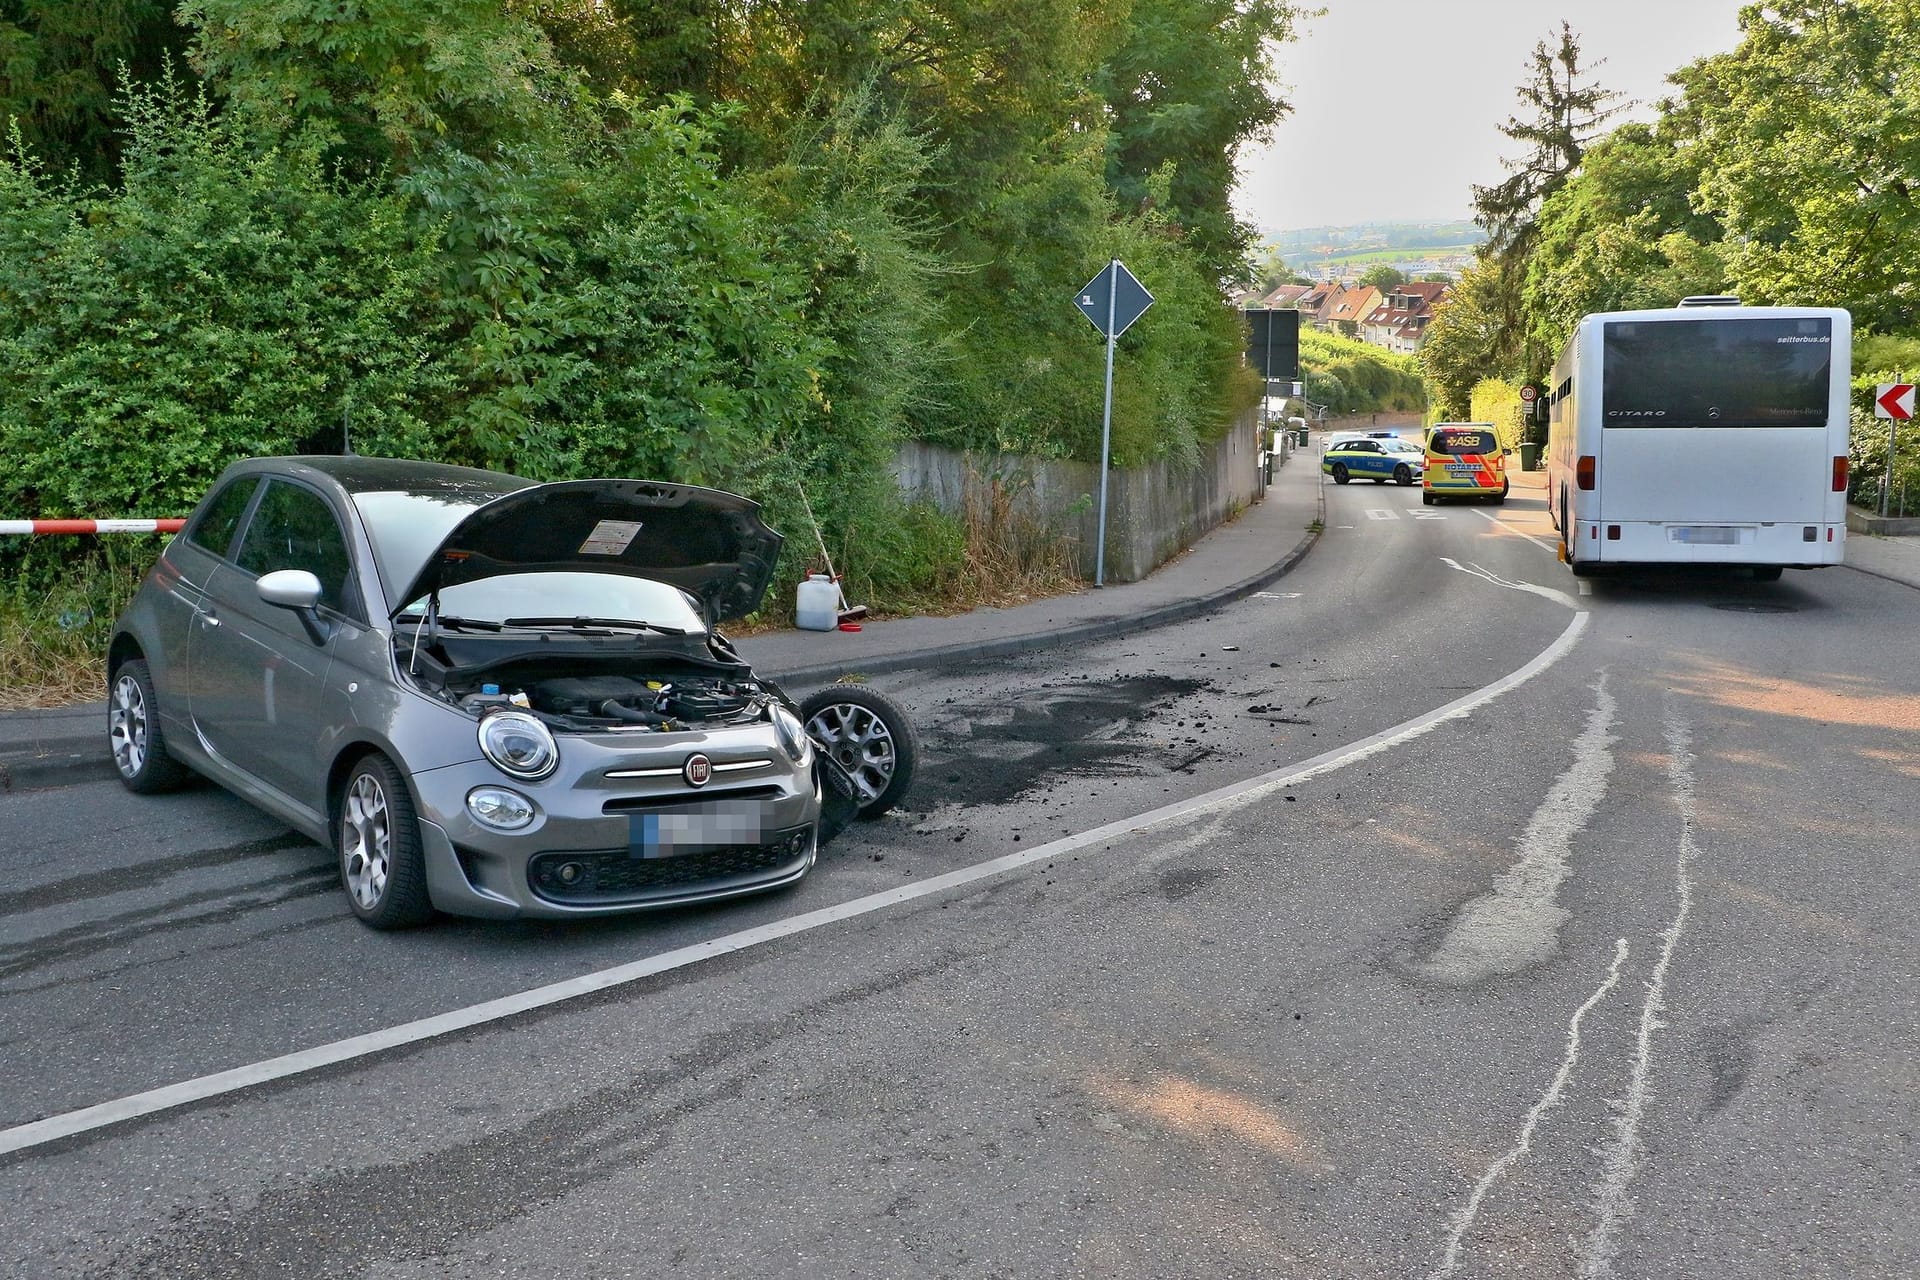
1669,526 -> 1742,545
629,802 -> 763,858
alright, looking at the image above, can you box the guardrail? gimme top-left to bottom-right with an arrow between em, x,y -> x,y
0,519 -> 185,535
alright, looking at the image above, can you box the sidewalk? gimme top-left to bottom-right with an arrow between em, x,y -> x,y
0,446 -> 1328,792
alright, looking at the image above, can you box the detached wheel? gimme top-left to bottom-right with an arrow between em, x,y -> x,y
336,753 -> 433,929
1331,463 -> 1350,485
109,659 -> 190,794
1393,464 -> 1413,486
800,685 -> 919,819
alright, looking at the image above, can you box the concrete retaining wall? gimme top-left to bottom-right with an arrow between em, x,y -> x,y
1318,410 -> 1425,433
890,411 -> 1266,583
1847,505 -> 1920,536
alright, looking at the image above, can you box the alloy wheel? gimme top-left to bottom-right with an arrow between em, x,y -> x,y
341,772 -> 393,910
109,672 -> 148,779
804,702 -> 899,808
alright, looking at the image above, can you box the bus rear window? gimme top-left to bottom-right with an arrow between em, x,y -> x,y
1602,317 -> 1832,427
1429,429 -> 1498,455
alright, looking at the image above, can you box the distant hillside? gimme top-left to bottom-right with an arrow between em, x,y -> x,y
1266,222 -> 1484,254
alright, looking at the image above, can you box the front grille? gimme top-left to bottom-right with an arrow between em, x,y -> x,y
601,785 -> 782,815
528,826 -> 812,905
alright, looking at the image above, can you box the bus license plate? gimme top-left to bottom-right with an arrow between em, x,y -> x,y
1669,526 -> 1742,545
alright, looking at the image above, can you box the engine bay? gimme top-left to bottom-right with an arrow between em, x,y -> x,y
396,630 -> 778,732
463,671 -> 775,732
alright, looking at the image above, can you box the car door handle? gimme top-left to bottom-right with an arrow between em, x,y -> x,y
199,610 -> 220,628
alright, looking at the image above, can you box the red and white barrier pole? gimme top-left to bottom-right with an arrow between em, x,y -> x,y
0,519 -> 186,535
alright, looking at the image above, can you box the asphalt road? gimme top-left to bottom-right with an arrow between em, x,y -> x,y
4,477 -> 1915,1278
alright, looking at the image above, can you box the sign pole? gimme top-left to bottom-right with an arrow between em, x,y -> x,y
1886,370 -> 1903,518
1095,260 -> 1118,587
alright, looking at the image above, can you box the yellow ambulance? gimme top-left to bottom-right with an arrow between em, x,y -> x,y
1421,423 -> 1509,505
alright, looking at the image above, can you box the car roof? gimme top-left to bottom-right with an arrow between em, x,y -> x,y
225,455 -> 534,501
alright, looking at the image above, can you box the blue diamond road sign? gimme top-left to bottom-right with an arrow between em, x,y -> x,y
1075,261 -> 1154,339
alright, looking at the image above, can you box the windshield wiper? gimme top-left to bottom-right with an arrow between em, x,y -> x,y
501,616 -> 686,636
394,613 -> 503,632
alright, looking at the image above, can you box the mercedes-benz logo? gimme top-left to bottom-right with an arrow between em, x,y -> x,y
683,753 -> 712,787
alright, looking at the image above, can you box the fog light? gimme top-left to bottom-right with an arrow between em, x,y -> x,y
466,786 -> 536,831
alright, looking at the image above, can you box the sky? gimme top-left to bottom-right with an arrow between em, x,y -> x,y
1232,0 -> 1751,233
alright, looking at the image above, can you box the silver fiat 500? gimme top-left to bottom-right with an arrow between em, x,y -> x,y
106,456 -> 916,928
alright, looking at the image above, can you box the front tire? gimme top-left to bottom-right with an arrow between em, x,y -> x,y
1331,463 -> 1350,485
800,685 -> 919,819
109,659 -> 190,794
1394,464 -> 1413,486
336,753 -> 434,929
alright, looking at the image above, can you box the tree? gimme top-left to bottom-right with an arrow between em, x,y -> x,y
1472,20 -> 1624,258
179,0 -> 563,170
1524,121 -> 1727,352
1677,0 -> 1920,332
1358,264 -> 1405,292
1419,257 -> 1522,419
0,1 -> 190,180
1097,0 -> 1301,282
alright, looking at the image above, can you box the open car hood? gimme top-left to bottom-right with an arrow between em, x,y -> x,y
393,479 -> 783,623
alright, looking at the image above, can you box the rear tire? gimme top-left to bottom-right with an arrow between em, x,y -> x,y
109,659 -> 191,794
1751,565 -> 1784,582
1332,463 -> 1350,485
1421,491 -> 1435,506
336,753 -> 434,929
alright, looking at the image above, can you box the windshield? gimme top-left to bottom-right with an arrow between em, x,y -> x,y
1382,438 -> 1422,454
352,488 -> 512,602
1602,316 -> 1833,427
1429,428 -> 1499,455
398,572 -> 708,634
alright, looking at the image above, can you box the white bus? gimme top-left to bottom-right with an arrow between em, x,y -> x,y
1544,299 -> 1852,579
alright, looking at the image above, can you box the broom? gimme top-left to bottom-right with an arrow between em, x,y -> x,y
794,483 -> 869,625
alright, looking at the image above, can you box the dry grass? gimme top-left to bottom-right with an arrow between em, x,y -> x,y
0,566 -> 146,709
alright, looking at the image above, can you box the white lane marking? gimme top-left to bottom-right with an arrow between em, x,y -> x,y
1250,591 -> 1303,600
1430,937 -> 1632,1279
1366,508 -> 1399,521
1417,674 -> 1617,984
1579,580 -> 1593,596
1409,508 -> 1446,521
1580,709 -> 1701,1278
0,613 -> 1592,1158
1475,506 -> 1561,556
1441,556 -> 1584,612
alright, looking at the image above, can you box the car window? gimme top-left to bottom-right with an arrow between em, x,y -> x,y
234,480 -> 355,612
186,478 -> 258,559
1346,441 -> 1379,453
1429,429 -> 1499,455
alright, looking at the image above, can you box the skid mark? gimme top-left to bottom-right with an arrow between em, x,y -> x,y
1430,938 -> 1632,1278
1580,707 -> 1702,1278
1441,556 -> 1583,611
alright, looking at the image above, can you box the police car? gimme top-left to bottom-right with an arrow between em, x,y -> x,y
1322,435 -> 1425,486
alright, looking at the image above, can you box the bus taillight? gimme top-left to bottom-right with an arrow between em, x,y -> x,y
1577,455 -> 1596,490
1833,456 -> 1849,492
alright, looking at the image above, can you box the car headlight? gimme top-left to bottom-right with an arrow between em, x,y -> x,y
467,786 -> 536,831
478,711 -> 558,780
770,703 -> 814,767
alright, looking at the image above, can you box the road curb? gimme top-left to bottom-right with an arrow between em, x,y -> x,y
0,487 -> 1328,786
0,749 -> 116,794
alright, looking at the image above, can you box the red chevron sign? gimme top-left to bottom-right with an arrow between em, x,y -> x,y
1875,382 -> 1914,419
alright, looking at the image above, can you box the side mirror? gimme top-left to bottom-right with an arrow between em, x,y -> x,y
258,568 -> 323,609
257,569 -> 332,643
